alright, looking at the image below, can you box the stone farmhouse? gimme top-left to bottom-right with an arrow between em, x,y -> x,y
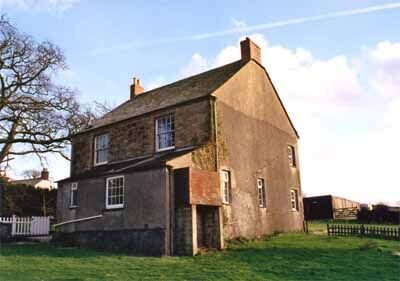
56,38 -> 304,256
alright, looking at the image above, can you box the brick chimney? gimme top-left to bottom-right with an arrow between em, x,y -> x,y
0,170 -> 10,182
130,77 -> 144,99
240,37 -> 262,64
41,168 -> 49,180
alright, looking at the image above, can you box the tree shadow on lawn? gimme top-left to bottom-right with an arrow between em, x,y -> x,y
0,243 -> 119,259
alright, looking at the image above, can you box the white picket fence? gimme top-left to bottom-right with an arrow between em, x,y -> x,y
0,215 -> 51,236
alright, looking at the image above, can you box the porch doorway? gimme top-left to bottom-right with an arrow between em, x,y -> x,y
196,205 -> 220,249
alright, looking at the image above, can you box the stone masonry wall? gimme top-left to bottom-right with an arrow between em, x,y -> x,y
71,99 -> 211,177
173,206 -> 193,255
53,228 -> 165,256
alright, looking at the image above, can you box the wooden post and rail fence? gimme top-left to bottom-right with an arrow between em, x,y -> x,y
327,223 -> 400,240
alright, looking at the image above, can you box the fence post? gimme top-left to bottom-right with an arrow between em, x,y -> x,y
360,224 -> 365,238
31,217 -> 36,235
303,220 -> 309,233
327,224 -> 330,236
11,214 -> 16,236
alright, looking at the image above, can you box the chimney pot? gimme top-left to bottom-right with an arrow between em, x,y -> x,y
240,37 -> 262,64
41,168 -> 49,180
130,77 -> 144,99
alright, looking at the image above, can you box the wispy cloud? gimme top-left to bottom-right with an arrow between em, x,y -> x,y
0,0 -> 80,14
92,2 -> 400,55
198,34 -> 400,205
183,3 -> 400,40
230,18 -> 247,29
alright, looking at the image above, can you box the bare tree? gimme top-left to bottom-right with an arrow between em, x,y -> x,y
0,16 -> 104,168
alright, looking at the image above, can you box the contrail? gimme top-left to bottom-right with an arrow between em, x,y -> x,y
92,2 -> 400,54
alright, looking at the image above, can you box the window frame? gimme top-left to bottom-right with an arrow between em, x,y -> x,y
221,170 -> 231,204
290,189 -> 299,212
288,145 -> 296,167
94,133 -> 109,166
257,178 -> 266,208
155,114 -> 175,152
70,182 -> 78,208
105,175 -> 125,209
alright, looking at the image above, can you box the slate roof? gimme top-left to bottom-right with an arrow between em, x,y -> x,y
9,178 -> 43,186
84,60 -> 245,132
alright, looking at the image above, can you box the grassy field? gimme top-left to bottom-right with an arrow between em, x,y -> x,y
1,232 -> 399,281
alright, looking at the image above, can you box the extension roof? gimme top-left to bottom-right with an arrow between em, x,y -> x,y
57,146 -> 198,183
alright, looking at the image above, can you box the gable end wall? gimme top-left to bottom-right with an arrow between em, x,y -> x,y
213,61 -> 303,239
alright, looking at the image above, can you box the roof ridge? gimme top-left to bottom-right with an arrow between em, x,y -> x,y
80,60 -> 246,133
137,60 -> 243,97
102,60 -> 244,117
9,178 -> 43,183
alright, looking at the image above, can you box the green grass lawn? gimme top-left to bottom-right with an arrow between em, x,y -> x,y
1,233 -> 399,281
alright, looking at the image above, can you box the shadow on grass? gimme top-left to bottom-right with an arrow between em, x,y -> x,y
0,243 -> 116,259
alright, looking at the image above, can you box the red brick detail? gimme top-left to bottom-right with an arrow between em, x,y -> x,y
130,77 -> 144,99
189,168 -> 221,206
240,37 -> 261,64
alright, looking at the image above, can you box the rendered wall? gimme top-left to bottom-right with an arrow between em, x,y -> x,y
213,60 -> 304,239
56,168 -> 171,255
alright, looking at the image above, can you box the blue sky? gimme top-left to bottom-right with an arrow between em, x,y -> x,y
2,0 -> 400,205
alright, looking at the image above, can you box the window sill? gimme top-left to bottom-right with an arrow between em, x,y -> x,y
104,206 -> 124,211
69,206 -> 77,209
94,161 -> 108,167
156,146 -> 175,153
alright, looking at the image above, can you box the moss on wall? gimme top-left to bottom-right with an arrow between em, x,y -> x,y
216,110 -> 228,164
191,142 -> 215,171
191,102 -> 228,171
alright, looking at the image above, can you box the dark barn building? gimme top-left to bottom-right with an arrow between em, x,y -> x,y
303,195 -> 360,220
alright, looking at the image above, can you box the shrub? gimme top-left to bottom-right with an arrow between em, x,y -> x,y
0,180 -> 57,217
357,205 -> 400,224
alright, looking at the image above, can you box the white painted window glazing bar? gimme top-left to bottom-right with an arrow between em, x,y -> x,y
290,189 -> 299,211
221,170 -> 231,204
70,182 -> 78,207
156,115 -> 175,151
257,178 -> 266,208
106,176 -> 124,209
94,134 -> 109,165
